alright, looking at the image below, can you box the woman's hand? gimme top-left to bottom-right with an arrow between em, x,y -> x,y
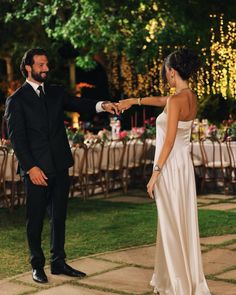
118,98 -> 134,112
147,171 -> 160,199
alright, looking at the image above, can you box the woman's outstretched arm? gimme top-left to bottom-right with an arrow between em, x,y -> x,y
118,96 -> 168,111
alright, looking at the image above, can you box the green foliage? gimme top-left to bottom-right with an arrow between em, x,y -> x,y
66,127 -> 85,144
198,94 -> 236,125
4,0 -> 235,71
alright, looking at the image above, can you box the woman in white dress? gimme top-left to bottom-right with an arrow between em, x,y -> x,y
118,49 -> 211,295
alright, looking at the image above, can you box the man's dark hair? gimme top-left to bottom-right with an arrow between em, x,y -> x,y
20,48 -> 48,78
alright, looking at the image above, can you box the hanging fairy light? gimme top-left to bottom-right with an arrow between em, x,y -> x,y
108,14 -> 236,100
199,14 -> 236,99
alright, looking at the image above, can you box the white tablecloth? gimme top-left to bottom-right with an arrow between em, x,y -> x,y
191,141 -> 236,165
3,140 -> 236,181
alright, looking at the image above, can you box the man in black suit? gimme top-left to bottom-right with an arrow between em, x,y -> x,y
5,48 -> 118,284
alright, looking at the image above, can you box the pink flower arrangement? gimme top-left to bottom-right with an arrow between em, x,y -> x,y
144,117 -> 156,127
131,127 -> 146,138
119,130 -> 129,140
207,124 -> 217,138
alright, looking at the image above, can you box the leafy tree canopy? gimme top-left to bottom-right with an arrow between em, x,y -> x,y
2,0 -> 236,70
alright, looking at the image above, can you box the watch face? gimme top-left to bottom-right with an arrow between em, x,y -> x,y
154,165 -> 160,171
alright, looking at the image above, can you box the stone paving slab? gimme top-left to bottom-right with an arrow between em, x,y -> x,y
16,270 -> 74,288
202,248 -> 236,275
216,269 -> 236,281
0,280 -> 36,295
33,284 -> 117,295
67,257 -> 120,275
96,245 -> 155,267
201,245 -> 210,251
200,203 -> 236,211
197,199 -> 219,204
82,266 -> 153,294
200,234 -> 236,245
198,194 -> 234,200
224,243 -> 236,251
207,279 -> 236,295
16,258 -> 120,288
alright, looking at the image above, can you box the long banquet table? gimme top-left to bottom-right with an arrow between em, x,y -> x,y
2,140 -> 236,182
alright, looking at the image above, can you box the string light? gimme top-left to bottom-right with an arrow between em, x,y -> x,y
107,15 -> 236,100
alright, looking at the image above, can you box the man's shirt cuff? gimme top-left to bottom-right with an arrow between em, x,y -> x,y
96,101 -> 105,113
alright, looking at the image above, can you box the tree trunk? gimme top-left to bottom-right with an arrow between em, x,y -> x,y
69,59 -> 76,90
4,57 -> 13,82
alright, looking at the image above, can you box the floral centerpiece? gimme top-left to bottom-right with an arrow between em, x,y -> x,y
97,128 -> 111,142
119,130 -> 129,141
207,124 -> 218,139
142,117 -> 156,139
65,122 -> 85,145
130,127 -> 145,138
222,115 -> 236,141
228,122 -> 236,140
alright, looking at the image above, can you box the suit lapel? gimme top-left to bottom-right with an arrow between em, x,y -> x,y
43,83 -> 53,132
22,82 -> 41,101
22,82 -> 48,122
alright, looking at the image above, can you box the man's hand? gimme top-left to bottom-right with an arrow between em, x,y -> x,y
28,166 -> 48,186
101,102 -> 119,115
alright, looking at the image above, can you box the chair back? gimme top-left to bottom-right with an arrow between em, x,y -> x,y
102,139 -> 126,171
123,138 -> 143,169
70,143 -> 87,177
200,137 -> 229,169
226,138 -> 236,169
83,140 -> 104,175
0,146 -> 8,207
190,140 -> 203,167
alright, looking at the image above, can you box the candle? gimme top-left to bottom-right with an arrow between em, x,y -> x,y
143,108 -> 146,124
134,111 -> 137,127
131,116 -> 134,129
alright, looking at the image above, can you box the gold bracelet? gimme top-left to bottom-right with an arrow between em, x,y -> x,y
137,98 -> 142,105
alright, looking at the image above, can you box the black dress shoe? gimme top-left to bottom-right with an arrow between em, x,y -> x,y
32,268 -> 48,283
51,262 -> 86,278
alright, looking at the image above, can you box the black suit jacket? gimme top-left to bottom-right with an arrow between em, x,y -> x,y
5,82 -> 98,175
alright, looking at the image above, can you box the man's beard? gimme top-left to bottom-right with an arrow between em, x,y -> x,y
31,70 -> 48,83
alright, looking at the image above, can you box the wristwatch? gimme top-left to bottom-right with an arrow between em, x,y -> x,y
153,164 -> 162,172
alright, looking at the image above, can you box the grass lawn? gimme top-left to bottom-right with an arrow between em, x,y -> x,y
0,194 -> 236,279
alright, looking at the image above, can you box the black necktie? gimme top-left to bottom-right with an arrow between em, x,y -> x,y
37,85 -> 45,100
38,84 -> 49,120
37,85 -> 49,134
37,85 -> 47,110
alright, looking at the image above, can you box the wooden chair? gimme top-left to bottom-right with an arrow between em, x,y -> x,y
82,140 -> 105,198
200,137 -> 231,194
101,139 -> 126,196
0,146 -> 8,208
122,137 -> 144,190
5,150 -> 25,209
140,138 -> 154,183
226,138 -> 236,192
190,140 -> 204,193
69,144 -> 87,198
